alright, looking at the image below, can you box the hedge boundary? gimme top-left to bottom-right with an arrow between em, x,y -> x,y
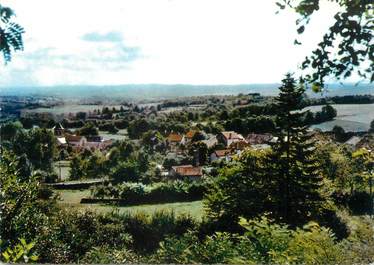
80,196 -> 201,206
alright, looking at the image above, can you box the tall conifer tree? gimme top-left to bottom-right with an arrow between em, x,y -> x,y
269,73 -> 325,226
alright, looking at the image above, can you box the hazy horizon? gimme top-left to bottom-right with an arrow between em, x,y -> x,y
2,83 -> 372,100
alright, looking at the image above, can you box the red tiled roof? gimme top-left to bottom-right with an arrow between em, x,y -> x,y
65,134 -> 83,142
185,130 -> 197,139
229,140 -> 249,150
168,133 -> 183,142
172,165 -> 203,176
221,131 -> 244,141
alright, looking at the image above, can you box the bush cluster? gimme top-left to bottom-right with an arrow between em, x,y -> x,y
90,180 -> 205,205
34,209 -> 197,263
153,216 -> 374,264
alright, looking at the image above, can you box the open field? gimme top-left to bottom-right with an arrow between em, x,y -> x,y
22,104 -> 123,115
56,189 -> 204,220
306,103 -> 374,132
99,129 -> 128,141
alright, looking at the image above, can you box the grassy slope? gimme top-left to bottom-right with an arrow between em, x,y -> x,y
57,189 -> 204,220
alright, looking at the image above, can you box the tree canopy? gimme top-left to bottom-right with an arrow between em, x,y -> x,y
278,0 -> 373,85
0,4 -> 24,63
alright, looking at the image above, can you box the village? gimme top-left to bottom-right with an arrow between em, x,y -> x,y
50,116 -> 372,184
52,120 -> 271,181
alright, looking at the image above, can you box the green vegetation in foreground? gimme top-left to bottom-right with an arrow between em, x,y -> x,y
57,189 -> 203,219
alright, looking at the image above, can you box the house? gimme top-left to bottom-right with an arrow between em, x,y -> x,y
170,165 -> 203,180
65,134 -> 87,148
217,131 -> 246,147
56,136 -> 67,147
167,132 -> 183,143
229,140 -> 250,153
167,132 -> 183,152
181,130 -> 197,145
64,134 -> 113,150
202,135 -> 218,148
210,149 -> 232,162
52,123 -> 65,136
86,136 -> 113,150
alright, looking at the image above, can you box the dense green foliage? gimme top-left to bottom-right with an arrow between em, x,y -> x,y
154,215 -> 374,264
269,75 -> 327,226
0,121 -> 23,141
90,181 -> 205,204
33,209 -> 197,263
0,150 -> 56,261
205,75 -> 336,233
4,127 -> 57,171
69,150 -> 106,180
278,0 -> 373,84
0,4 -> 24,63
68,141 -> 152,182
77,122 -> 99,136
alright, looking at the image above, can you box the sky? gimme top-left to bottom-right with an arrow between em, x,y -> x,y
0,0 -> 344,87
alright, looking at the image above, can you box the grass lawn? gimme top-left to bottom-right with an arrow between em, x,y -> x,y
56,189 -> 204,220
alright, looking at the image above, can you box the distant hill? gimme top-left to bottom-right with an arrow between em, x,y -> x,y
0,83 -> 372,100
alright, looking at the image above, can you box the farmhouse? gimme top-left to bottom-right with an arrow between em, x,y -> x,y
52,123 -> 65,136
58,133 -> 112,151
217,131 -> 246,147
181,130 -> 197,145
56,136 -> 67,147
85,136 -> 113,150
202,134 -> 218,148
170,165 -> 203,180
210,149 -> 232,162
229,140 -> 250,152
65,134 -> 87,148
167,132 -> 183,152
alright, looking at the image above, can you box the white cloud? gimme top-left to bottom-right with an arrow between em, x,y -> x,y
0,0 -> 343,86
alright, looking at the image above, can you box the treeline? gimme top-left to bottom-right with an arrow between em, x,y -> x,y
304,94 -> 374,106
222,104 -> 337,135
89,181 -> 205,205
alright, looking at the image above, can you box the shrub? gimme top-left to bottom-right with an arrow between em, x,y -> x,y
90,180 -> 206,205
153,231 -> 241,264
34,170 -> 58,183
154,216 -> 347,264
81,246 -> 139,264
341,216 -> 374,264
118,210 -> 197,252
35,209 -> 133,263
285,222 -> 344,265
37,185 -> 55,200
1,238 -> 38,263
